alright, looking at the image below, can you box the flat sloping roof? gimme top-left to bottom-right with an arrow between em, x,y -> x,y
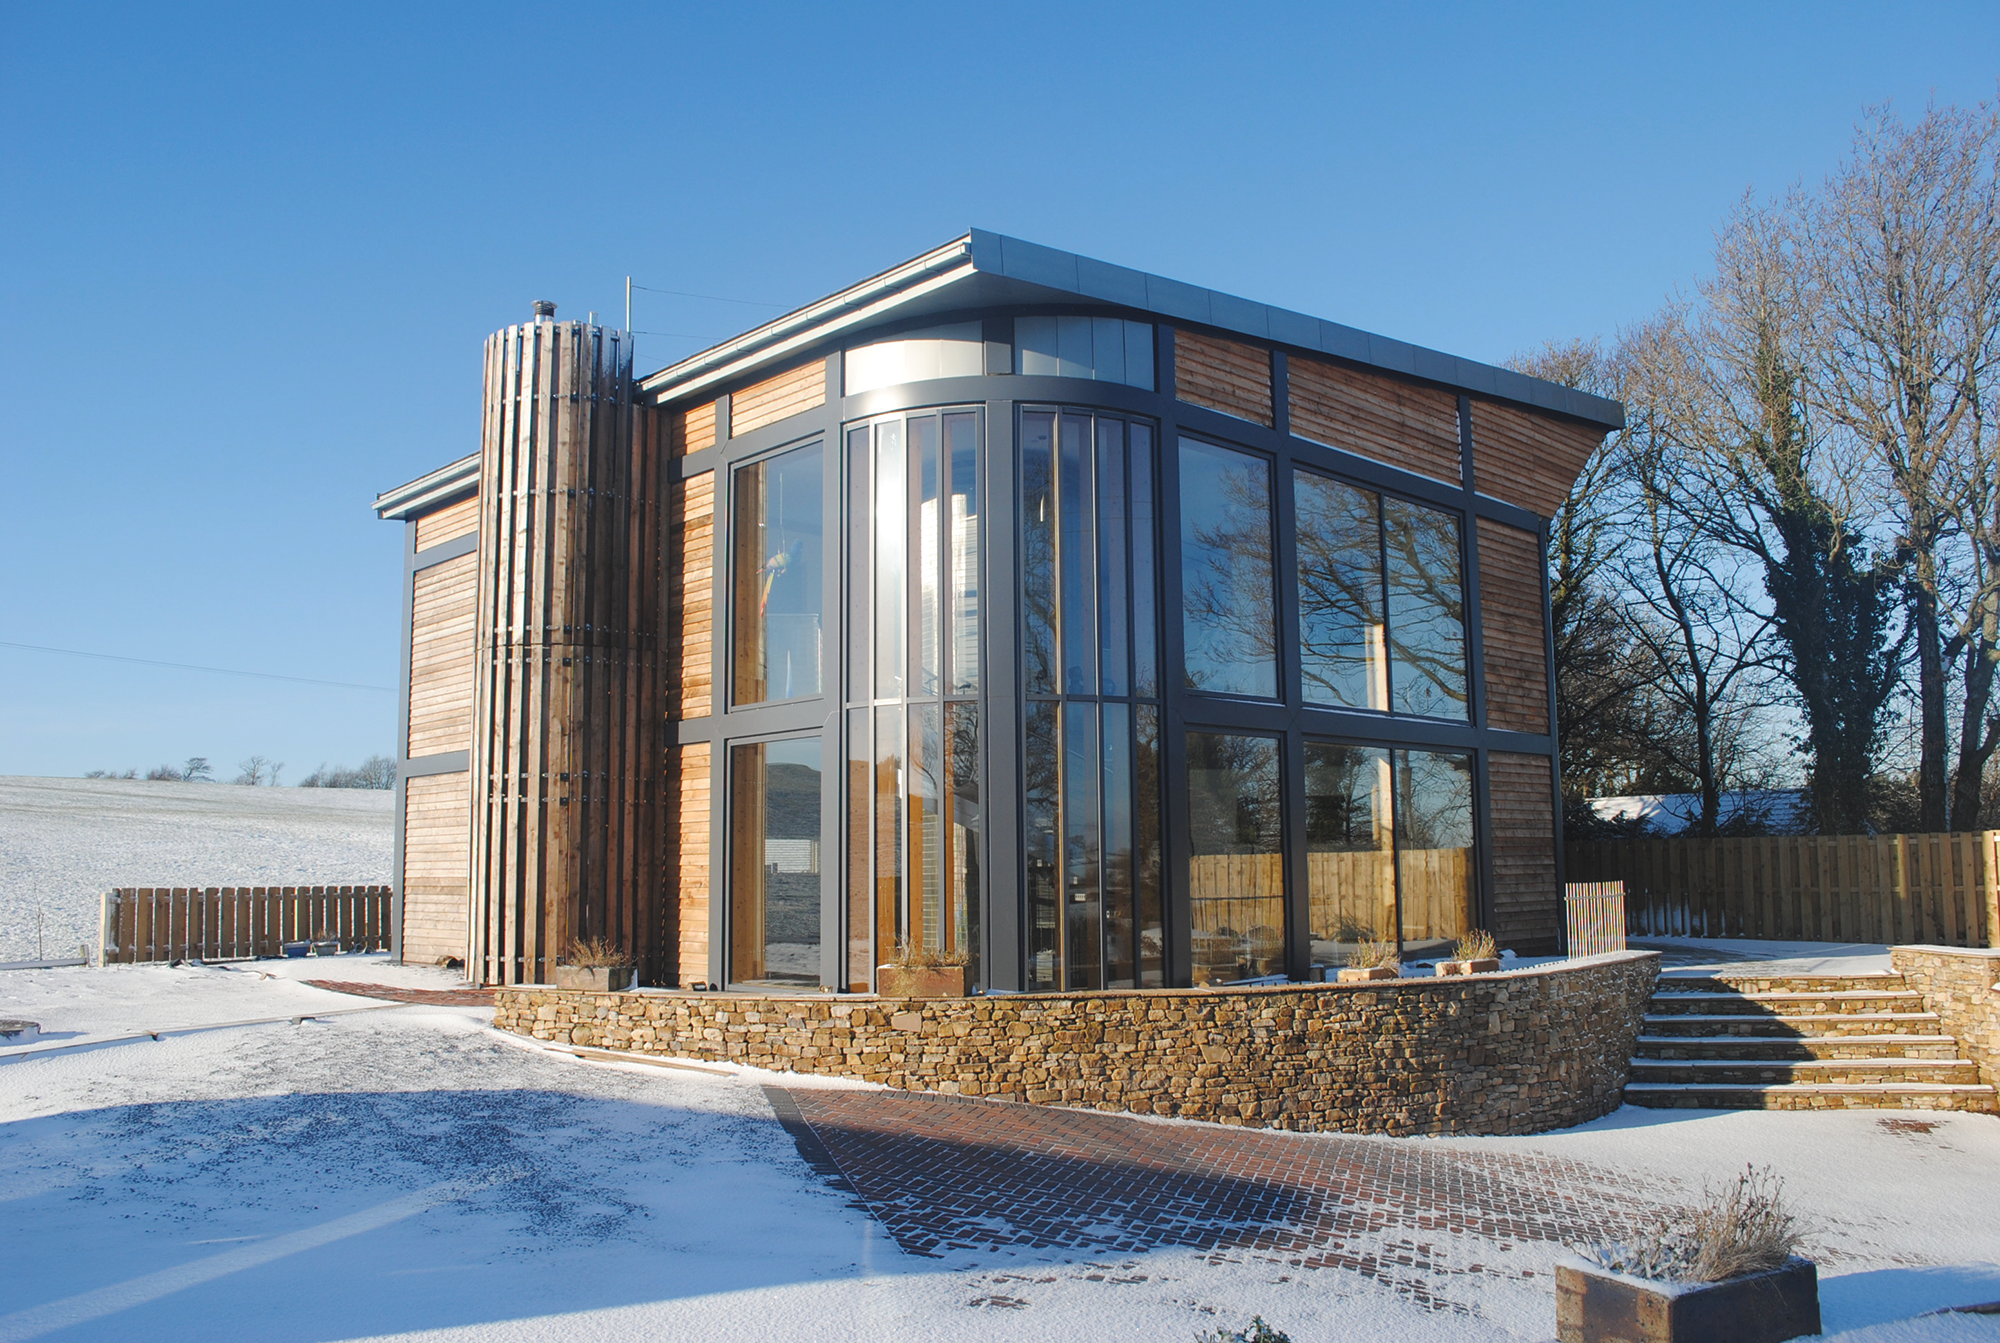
637,229 -> 1624,431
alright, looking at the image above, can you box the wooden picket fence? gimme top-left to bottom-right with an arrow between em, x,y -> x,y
1565,832 -> 2000,948
100,886 -> 393,964
1564,881 -> 1627,957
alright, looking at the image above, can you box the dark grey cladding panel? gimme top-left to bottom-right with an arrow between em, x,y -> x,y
1076,255 -> 1151,308
993,235 -> 1081,291
1208,289 -> 1272,340
1267,306 -> 1320,350
1316,320 -> 1373,364
1144,274 -> 1213,324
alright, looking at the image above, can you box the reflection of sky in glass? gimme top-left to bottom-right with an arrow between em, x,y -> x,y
1178,440 -> 1276,698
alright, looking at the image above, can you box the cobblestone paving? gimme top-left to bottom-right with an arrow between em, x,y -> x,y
306,980 -> 495,1007
774,1086 -> 1673,1309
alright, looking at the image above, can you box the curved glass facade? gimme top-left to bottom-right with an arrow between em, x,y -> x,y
696,312 -> 1531,995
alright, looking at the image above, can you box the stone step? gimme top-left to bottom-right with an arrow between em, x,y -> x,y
1628,1056 -> 1982,1086
1660,973 -> 1910,995
1634,1034 -> 1967,1061
1624,1081 -> 1997,1112
1641,1011 -> 1942,1037
1646,990 -> 1924,1016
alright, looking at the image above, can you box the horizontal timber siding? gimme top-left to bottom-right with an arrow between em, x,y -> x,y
1288,357 -> 1460,486
1477,518 -> 1550,734
414,494 -> 479,550
407,552 -> 477,757
673,741 -> 711,987
1470,399 -> 1604,519
1490,752 -> 1558,952
402,771 -> 471,966
1174,329 -> 1273,426
670,399 -> 718,456
669,471 -> 715,718
729,360 -> 825,437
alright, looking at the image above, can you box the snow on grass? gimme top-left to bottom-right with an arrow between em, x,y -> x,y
0,776 -> 391,961
2,964 -> 1998,1341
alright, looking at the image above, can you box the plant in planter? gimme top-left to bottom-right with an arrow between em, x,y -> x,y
876,939 -> 969,998
553,937 -> 638,992
1436,928 -> 1501,976
1195,1317 -> 1292,1343
307,928 -> 341,957
1335,938 -> 1400,983
1559,1165 -> 1818,1343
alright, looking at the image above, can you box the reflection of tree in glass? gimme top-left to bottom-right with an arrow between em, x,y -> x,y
1295,475 -> 1383,708
1304,743 -> 1387,849
1021,415 -> 1059,695
1186,733 -> 1282,855
1395,750 -> 1474,850
1180,444 -> 1276,696
1384,500 -> 1468,718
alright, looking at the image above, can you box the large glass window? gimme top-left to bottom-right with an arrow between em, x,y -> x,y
1185,732 -> 1285,986
844,409 -> 984,991
1179,439 -> 1277,699
1303,740 -> 1475,972
1015,317 -> 1155,391
1294,472 -> 1468,721
731,443 -> 824,704
1019,409 -> 1163,992
728,736 -> 822,988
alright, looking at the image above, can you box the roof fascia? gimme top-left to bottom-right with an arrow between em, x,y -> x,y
375,453 -> 479,519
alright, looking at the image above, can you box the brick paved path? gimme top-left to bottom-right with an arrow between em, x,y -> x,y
771,1086 -> 1669,1308
307,980 -> 495,1007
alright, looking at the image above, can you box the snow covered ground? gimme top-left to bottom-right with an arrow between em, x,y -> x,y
2,958 -> 1997,1342
0,777 -> 392,962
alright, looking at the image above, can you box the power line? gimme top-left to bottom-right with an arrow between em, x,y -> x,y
0,641 -> 394,693
629,283 -> 786,308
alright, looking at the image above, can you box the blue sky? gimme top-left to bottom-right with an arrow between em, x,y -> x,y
2,2 -> 1994,779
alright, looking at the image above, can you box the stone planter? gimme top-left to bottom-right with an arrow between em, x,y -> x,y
1336,965 -> 1399,983
1437,958 -> 1503,977
553,964 -> 637,992
1556,1256 -> 1820,1343
877,965 -> 967,998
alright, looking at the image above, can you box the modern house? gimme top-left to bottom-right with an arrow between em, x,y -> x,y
374,231 -> 1621,992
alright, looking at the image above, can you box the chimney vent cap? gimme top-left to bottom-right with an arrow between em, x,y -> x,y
531,300 -> 557,321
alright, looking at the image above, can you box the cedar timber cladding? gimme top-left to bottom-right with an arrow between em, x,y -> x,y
1470,398 -> 1604,519
471,319 -> 664,986
1476,518 -> 1551,734
401,771 -> 471,965
1489,752 -> 1559,951
414,494 -> 480,550
406,552 -> 477,757
667,471 -> 715,718
728,359 -> 825,436
1173,329 -> 1274,426
1288,357 -> 1460,486
669,399 -> 719,456
671,741 -> 711,987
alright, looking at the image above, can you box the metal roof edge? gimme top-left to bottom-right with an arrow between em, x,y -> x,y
375,453 -> 479,519
635,229 -> 1626,431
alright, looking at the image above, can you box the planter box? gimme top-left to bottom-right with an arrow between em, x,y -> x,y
877,965 -> 967,998
281,942 -> 309,959
1437,958 -> 1503,976
308,939 -> 341,957
553,965 -> 637,993
1556,1256 -> 1820,1343
1336,966 -> 1399,983
0,1020 -> 38,1044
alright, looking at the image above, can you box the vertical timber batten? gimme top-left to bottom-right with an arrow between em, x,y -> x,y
471,318 -> 664,986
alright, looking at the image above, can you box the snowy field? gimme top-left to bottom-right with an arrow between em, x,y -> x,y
0,777 -> 392,962
2,959 -> 1998,1342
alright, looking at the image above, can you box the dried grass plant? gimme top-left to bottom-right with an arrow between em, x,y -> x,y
1345,938 -> 1400,971
1583,1165 -> 1807,1283
888,938 -> 969,970
1452,929 -> 1498,962
561,937 -> 631,968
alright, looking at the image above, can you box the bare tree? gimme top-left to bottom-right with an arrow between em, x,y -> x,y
234,755 -> 284,786
1804,100 -> 2000,828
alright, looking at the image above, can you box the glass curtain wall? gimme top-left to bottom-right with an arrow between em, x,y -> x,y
1179,439 -> 1278,698
1185,732 -> 1284,985
1021,408 -> 1165,991
844,409 -> 984,991
728,736 -> 824,987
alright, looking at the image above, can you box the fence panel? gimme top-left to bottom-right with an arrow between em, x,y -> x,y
1567,831 -> 2000,949
100,886 -> 393,964
1565,882 -> 1626,956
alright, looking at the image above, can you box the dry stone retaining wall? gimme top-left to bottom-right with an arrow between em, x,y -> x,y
1893,945 -> 2000,1092
494,950 -> 1659,1136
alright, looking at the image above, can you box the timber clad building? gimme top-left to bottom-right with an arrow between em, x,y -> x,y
374,232 -> 1622,993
